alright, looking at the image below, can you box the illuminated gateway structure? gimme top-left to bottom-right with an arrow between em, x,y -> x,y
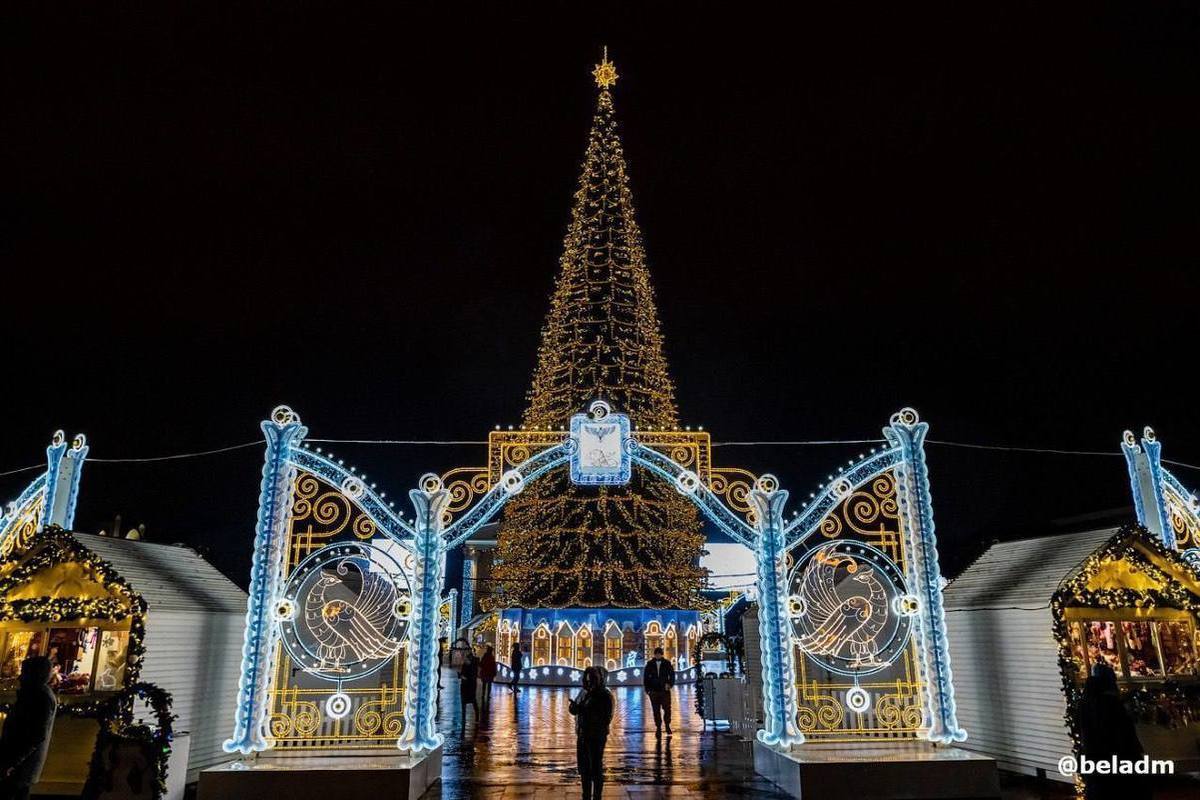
142,50 -> 962,767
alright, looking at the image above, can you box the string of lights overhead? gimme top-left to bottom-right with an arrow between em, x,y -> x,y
4,437 -> 1198,475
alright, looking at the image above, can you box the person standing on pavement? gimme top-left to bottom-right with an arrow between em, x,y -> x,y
642,646 -> 675,736
459,651 -> 480,723
509,641 -> 523,693
0,657 -> 58,800
569,666 -> 614,800
478,645 -> 497,710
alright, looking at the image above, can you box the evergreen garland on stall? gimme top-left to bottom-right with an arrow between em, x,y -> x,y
82,682 -> 176,800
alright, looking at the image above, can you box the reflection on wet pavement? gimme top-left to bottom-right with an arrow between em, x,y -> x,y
429,669 -> 787,799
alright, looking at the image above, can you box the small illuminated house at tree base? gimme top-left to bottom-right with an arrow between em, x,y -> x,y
490,608 -> 703,688
945,523 -> 1200,789
459,521 -> 708,687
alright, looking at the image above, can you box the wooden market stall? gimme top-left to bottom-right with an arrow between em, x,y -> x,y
945,523 -> 1200,780
0,527 -> 247,794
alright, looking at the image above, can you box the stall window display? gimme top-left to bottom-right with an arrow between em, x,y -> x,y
1084,621 -> 1122,673
1156,620 -> 1197,676
95,631 -> 131,691
0,626 -> 129,696
0,630 -> 45,689
1121,621 -> 1164,677
1067,623 -> 1089,679
1070,618 -> 1196,681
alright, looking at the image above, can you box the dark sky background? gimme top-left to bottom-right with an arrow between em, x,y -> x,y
4,3 -> 1199,592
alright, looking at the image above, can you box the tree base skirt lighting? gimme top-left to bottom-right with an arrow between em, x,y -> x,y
493,607 -> 703,687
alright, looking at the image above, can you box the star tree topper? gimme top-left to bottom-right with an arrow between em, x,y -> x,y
593,46 -> 618,89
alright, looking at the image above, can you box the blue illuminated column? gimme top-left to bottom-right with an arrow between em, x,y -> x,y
224,407 -> 307,754
750,482 -> 804,749
46,434 -> 88,529
460,554 -> 476,633
397,476 -> 450,754
886,409 -> 966,743
39,431 -> 69,528
1121,428 -> 1172,549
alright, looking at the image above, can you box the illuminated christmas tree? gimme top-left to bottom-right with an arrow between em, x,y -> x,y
493,52 -> 707,610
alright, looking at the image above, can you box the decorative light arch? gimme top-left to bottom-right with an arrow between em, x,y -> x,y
224,403 -> 965,757
1,430 -> 88,558
1122,427 -> 1200,569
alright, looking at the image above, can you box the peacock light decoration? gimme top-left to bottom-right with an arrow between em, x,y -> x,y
304,557 -> 403,673
794,548 -> 890,670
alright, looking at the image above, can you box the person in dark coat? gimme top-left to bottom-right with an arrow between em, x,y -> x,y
1078,662 -> 1149,800
437,636 -> 448,691
642,647 -> 675,735
459,651 -> 479,723
478,646 -> 497,710
0,657 -> 57,800
569,666 -> 614,800
509,642 -> 523,693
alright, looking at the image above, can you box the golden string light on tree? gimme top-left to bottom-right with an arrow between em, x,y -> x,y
493,51 -> 706,610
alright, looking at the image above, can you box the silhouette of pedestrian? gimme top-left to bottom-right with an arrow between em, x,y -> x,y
569,666 -> 613,800
460,651 -> 480,723
1078,662 -> 1149,800
509,641 -> 523,693
643,646 -> 675,736
479,645 -> 497,711
0,657 -> 57,800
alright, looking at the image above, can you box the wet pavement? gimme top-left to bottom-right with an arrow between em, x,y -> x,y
429,670 -> 786,799
426,670 -> 1200,800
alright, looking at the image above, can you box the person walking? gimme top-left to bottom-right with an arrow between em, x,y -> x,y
0,657 -> 58,800
479,645 -> 497,711
459,650 -> 480,723
643,647 -> 675,736
1078,662 -> 1149,800
509,641 -> 523,693
569,666 -> 614,800
437,636 -> 448,690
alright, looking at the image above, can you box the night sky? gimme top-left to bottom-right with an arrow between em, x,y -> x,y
4,3 -> 1199,590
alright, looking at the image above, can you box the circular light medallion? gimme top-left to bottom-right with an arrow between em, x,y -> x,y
674,470 -> 701,495
788,540 -> 914,676
278,542 -> 413,682
893,594 -> 920,617
846,686 -> 871,714
325,692 -> 352,720
588,400 -> 612,420
273,598 -> 296,622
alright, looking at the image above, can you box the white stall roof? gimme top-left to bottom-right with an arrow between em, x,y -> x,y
944,527 -> 1119,610
70,532 -> 246,613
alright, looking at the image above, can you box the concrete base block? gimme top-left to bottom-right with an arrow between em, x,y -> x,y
753,740 -> 1000,800
199,746 -> 442,800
